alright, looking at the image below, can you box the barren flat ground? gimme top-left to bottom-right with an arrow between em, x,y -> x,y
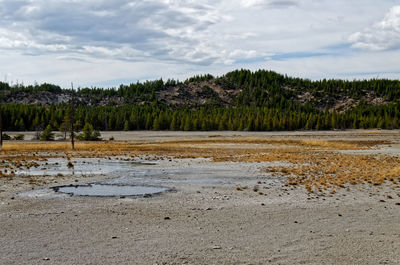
1,130 -> 400,265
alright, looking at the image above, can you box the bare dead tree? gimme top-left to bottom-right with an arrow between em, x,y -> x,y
70,82 -> 75,150
35,123 -> 44,141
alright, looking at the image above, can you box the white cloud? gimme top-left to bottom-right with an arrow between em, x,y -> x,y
349,5 -> 400,51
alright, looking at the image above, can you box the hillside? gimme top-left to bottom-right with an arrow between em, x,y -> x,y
1,69 -> 400,132
1,69 -> 398,111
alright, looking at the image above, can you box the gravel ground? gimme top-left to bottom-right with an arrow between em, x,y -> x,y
1,131 -> 400,265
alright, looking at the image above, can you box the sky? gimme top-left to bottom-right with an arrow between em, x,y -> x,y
0,0 -> 400,88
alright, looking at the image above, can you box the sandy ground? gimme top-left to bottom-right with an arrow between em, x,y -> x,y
1,131 -> 400,265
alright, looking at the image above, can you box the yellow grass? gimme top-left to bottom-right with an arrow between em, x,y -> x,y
281,153 -> 400,192
299,139 -> 362,150
360,130 -> 383,135
0,137 -> 380,153
3,143 -> 71,152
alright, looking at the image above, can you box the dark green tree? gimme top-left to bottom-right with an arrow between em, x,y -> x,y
40,125 -> 54,141
123,120 -> 130,131
77,122 -> 101,141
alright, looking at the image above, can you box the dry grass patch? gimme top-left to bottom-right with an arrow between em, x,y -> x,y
360,130 -> 383,135
0,137 -> 382,155
1,137 -> 397,194
2,143 -> 71,152
266,152 -> 400,193
162,137 -> 378,150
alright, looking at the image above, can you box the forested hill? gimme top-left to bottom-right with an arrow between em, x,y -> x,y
1,69 -> 399,111
1,69 -> 400,131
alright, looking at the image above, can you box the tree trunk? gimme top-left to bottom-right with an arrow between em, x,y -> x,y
71,123 -> 74,150
70,83 -> 75,150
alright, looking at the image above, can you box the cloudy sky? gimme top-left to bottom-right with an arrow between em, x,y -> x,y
0,0 -> 400,88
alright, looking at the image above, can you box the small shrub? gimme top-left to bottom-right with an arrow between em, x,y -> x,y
13,134 -> 25,141
2,133 -> 11,140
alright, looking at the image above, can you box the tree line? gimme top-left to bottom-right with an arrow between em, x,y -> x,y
1,103 -> 399,132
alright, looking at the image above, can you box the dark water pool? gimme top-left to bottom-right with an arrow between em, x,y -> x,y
52,184 -> 169,197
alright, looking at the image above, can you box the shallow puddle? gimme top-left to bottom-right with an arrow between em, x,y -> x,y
15,158 -> 149,176
52,184 -> 169,197
17,158 -> 280,199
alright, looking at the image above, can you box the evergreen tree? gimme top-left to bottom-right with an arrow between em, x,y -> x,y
77,122 -> 101,141
123,120 -> 130,131
183,116 -> 192,131
170,115 -> 178,130
153,117 -> 160,131
59,121 -> 68,140
40,125 -> 54,141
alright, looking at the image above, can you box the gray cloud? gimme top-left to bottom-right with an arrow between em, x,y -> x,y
0,0 -> 226,64
240,0 -> 299,8
268,0 -> 298,8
